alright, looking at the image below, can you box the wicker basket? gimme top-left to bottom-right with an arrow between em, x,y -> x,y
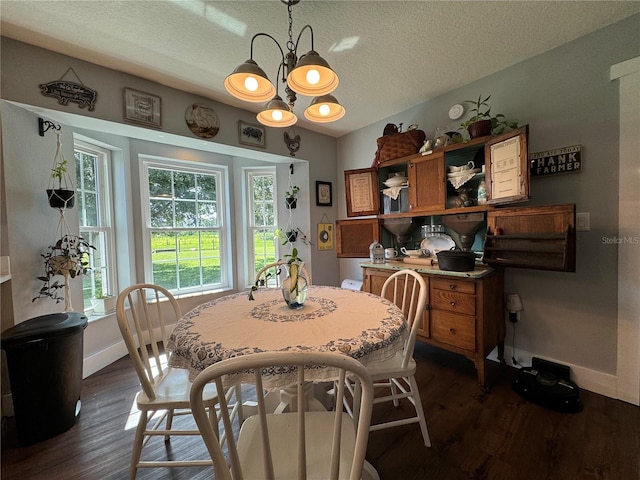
374,130 -> 426,165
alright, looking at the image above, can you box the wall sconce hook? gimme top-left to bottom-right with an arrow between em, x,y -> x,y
38,117 -> 61,137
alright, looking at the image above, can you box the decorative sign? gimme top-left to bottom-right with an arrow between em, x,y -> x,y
238,121 -> 266,148
124,88 -> 162,129
489,136 -> 522,201
530,145 -> 582,177
39,67 -> 97,111
317,223 -> 334,251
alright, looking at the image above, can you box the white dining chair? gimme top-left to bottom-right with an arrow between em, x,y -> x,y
255,260 -> 312,288
346,269 -> 431,447
116,283 -> 242,479
190,351 -> 375,480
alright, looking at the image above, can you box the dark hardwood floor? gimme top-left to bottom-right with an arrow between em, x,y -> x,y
2,342 -> 639,480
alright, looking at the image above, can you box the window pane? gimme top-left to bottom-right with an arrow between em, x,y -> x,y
149,169 -> 172,197
253,228 -> 277,272
202,231 -> 221,284
196,174 -> 216,201
175,200 -> 197,228
198,202 -> 217,227
80,230 -> 109,302
174,172 -> 196,199
254,175 -> 274,201
177,232 -> 200,288
81,153 -> 97,191
83,192 -> 98,227
151,232 -> 177,290
150,199 -> 174,227
254,202 -> 274,227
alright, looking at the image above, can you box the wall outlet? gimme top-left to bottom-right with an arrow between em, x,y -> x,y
576,212 -> 590,231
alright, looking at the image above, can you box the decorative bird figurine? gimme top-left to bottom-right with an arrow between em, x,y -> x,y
284,130 -> 301,156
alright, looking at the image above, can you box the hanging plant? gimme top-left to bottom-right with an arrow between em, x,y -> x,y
285,185 -> 300,209
47,132 -> 76,209
33,234 -> 94,310
33,207 -> 95,311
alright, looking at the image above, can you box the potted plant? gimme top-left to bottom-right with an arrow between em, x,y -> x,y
33,234 -> 94,311
459,94 -> 519,139
275,227 -> 313,246
47,134 -> 76,209
285,185 -> 300,209
91,287 -> 116,314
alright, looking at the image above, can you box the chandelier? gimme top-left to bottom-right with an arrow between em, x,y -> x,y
224,0 -> 345,128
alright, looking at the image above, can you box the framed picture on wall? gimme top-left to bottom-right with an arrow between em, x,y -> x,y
316,181 -> 332,206
238,121 -> 266,148
123,88 -> 162,128
344,168 -> 379,217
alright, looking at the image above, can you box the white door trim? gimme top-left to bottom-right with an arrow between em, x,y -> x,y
610,56 -> 640,406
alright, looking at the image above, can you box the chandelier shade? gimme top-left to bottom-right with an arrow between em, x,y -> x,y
256,95 -> 298,127
303,95 -> 345,123
286,51 -> 339,96
224,59 -> 276,103
223,0 -> 343,127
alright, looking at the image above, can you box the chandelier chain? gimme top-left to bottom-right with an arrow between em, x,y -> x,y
287,2 -> 294,51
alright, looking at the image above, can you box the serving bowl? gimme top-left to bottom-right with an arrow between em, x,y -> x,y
383,176 -> 407,188
401,247 -> 427,257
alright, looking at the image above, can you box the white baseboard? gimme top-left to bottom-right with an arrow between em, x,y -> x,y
82,340 -> 129,379
487,346 -> 619,402
81,323 -> 177,379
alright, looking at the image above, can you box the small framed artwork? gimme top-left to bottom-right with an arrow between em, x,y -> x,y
316,181 -> 332,206
344,167 -> 379,217
238,121 -> 266,148
317,222 -> 334,251
123,88 -> 161,128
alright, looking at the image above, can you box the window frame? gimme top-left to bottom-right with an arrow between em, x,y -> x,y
140,155 -> 231,295
244,167 -> 279,288
74,139 -> 117,309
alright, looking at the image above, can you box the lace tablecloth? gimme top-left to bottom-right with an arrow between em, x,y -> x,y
167,286 -> 407,388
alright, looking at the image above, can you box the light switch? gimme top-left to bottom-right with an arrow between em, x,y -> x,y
576,212 -> 590,231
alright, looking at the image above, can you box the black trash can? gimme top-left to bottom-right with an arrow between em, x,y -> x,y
1,312 -> 88,446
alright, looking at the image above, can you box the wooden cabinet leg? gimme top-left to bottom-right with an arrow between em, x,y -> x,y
476,359 -> 486,388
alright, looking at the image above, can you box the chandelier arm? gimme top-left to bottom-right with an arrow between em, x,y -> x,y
293,24 -> 314,54
250,32 -> 286,64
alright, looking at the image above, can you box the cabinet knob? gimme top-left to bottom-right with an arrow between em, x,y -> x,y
449,284 -> 456,290
450,301 -> 456,306
449,328 -> 456,334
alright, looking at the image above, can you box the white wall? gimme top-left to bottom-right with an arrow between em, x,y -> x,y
336,14 -> 640,401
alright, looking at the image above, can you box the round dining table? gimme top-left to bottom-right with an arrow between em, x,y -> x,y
167,285 -> 407,389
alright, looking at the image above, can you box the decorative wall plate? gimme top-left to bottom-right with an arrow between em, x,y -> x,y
448,104 -> 464,120
185,104 -> 220,138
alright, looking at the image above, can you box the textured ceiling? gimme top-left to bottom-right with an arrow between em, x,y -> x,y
2,1 -> 639,138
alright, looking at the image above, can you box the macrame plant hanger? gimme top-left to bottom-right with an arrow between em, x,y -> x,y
46,129 -> 76,210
